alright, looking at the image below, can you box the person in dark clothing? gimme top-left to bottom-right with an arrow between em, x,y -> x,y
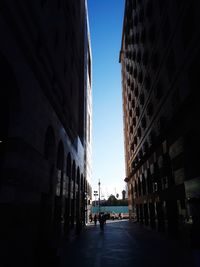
94,214 -> 97,226
99,214 -> 104,230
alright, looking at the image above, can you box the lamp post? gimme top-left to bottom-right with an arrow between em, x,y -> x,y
98,180 -> 101,214
93,191 -> 98,207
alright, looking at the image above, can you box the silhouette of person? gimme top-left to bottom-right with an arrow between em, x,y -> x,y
99,214 -> 104,230
94,214 -> 97,226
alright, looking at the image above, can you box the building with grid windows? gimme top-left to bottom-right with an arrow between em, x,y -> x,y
120,0 -> 200,247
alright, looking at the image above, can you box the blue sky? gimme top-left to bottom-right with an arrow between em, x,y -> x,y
87,0 -> 126,199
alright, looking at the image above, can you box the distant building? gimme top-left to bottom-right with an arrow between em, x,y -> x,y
120,0 -> 200,247
0,0 -> 92,265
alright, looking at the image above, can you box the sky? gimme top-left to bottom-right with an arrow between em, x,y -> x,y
87,0 -> 126,200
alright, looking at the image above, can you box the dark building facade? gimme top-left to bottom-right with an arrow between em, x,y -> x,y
0,0 -> 92,266
120,0 -> 200,248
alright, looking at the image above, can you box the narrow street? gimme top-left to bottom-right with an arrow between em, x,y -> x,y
60,220 -> 198,267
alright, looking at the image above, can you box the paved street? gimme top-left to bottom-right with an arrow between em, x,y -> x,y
60,220 -> 199,267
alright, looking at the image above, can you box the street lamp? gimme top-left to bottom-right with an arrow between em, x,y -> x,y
98,180 -> 101,214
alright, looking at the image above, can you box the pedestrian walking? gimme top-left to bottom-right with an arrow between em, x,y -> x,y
94,214 -> 97,226
89,213 -> 93,223
103,214 -> 106,224
99,214 -> 104,230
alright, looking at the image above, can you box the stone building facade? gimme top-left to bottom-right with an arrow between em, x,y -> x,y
0,0 -> 92,266
120,0 -> 200,248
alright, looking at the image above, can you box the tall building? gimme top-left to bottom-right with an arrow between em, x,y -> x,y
84,0 -> 93,223
120,0 -> 200,247
0,0 -> 92,265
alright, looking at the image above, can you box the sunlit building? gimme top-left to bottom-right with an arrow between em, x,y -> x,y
84,1 -> 93,223
0,0 -> 92,265
120,0 -> 200,247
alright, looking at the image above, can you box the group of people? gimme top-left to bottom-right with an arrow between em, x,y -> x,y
89,213 -> 107,229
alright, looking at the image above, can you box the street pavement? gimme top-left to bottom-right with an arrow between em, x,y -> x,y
60,220 -> 199,267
